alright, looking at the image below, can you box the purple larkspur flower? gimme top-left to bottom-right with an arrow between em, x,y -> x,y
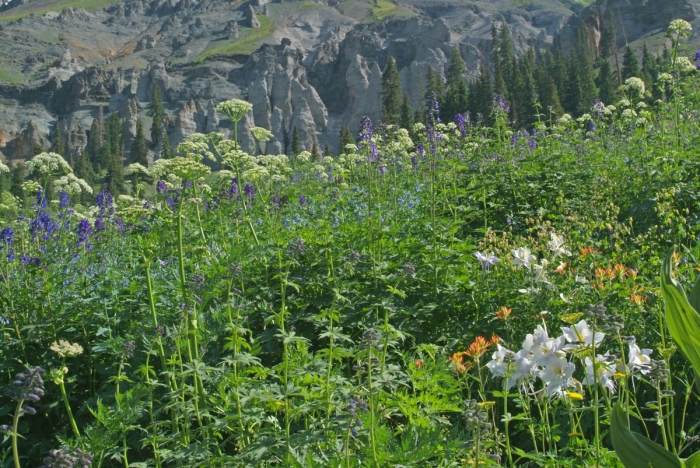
426,92 -> 441,123
229,177 -> 239,197
299,194 -> 308,205
358,116 -> 373,142
0,227 -> 13,250
455,113 -> 467,137
493,94 -> 510,116
244,182 -> 255,201
694,49 -> 700,62
58,191 -> 69,209
77,219 -> 91,246
156,180 -> 167,194
94,218 -> 105,233
95,184 -> 113,217
591,99 -> 605,120
379,165 -> 387,175
115,217 -> 124,236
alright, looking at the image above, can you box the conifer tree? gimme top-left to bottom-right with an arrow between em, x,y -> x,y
311,141 -> 321,162
150,85 -> 165,145
596,59 -> 618,105
576,28 -> 598,112
492,26 -> 507,96
339,126 -> 354,152
53,123 -> 66,157
399,92 -> 414,132
444,48 -> 469,122
497,25 -> 516,98
381,57 -> 402,125
131,119 -> 148,166
622,46 -> 640,80
324,142 -> 332,157
88,120 -> 101,170
467,67 -> 493,125
160,130 -> 174,160
291,126 -> 301,156
424,65 -> 444,110
535,70 -> 563,120
10,162 -> 24,200
599,11 -> 617,59
563,56 -> 583,115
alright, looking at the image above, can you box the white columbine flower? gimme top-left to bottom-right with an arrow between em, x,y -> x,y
522,325 -> 566,366
561,320 -> 605,350
474,251 -> 499,271
628,342 -> 653,375
538,354 -> 575,396
533,259 -> 550,283
512,247 -> 536,270
548,233 -> 571,259
486,345 -> 528,389
585,353 -> 616,393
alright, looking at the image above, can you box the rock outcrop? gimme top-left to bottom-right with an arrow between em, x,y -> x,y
0,0 -> 697,161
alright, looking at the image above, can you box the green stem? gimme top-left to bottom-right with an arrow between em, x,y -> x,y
59,377 -> 80,439
12,399 -> 24,468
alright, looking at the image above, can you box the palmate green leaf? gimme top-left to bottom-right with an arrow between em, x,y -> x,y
661,249 -> 700,378
610,404 -> 683,468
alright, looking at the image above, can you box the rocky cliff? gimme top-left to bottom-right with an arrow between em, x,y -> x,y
0,0 -> 697,162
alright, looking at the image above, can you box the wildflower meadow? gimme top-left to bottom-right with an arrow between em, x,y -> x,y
4,18 -> 700,468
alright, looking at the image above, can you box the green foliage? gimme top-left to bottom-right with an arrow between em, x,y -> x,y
661,249 -> 700,380
611,404 -> 682,468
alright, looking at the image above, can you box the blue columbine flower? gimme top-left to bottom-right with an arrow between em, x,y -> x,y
474,251 -> 499,271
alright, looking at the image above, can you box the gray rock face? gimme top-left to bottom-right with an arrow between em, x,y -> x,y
246,4 -> 260,29
559,0 -> 700,54
0,0 -> 696,161
3,121 -> 50,161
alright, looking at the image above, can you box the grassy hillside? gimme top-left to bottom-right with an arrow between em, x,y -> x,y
196,15 -> 276,62
0,0 -> 117,22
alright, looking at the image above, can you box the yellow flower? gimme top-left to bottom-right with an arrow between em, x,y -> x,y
613,372 -> 627,379
566,391 -> 584,401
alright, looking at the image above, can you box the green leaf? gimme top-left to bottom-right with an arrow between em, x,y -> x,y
661,249 -> 700,377
686,452 -> 700,468
611,403 -> 683,468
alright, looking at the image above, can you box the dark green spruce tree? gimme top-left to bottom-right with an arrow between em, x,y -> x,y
53,123 -> 66,158
130,119 -> 148,166
467,66 -> 493,125
622,46 -> 640,80
381,57 -> 402,125
150,84 -> 165,146
291,126 -> 301,156
399,93 -> 415,133
10,162 -> 24,200
596,59 -> 618,105
339,126 -> 354,152
160,130 -> 174,160
599,10 -> 617,59
311,141 -> 321,162
443,48 -> 469,122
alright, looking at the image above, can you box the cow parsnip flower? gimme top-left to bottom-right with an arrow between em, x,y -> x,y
26,152 -> 72,177
216,98 -> 253,122
669,19 -> 692,34
0,161 -> 9,173
53,174 -> 93,196
624,77 -> 645,98
50,340 -> 84,358
251,127 -> 274,142
150,157 -> 210,180
124,163 -> 150,176
21,180 -> 42,194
